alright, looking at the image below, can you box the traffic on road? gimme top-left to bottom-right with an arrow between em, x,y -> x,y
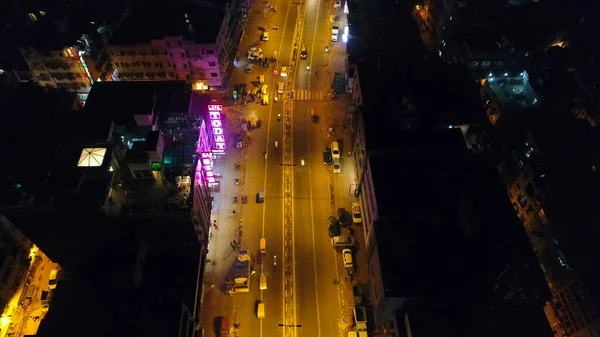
202,0 -> 364,336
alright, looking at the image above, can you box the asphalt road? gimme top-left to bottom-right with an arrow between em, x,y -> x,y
209,0 -> 354,336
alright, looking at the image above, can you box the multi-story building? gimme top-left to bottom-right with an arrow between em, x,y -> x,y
16,8 -> 123,97
107,1 -> 243,88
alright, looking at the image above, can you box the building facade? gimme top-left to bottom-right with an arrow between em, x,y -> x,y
17,11 -> 116,96
107,1 -> 245,88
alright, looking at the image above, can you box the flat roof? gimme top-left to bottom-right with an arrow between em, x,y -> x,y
84,81 -> 189,127
18,8 -> 110,49
373,149 -> 549,302
111,4 -> 224,45
486,75 -> 539,112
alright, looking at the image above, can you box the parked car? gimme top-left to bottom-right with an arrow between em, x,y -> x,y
300,45 -> 308,59
328,216 -> 341,237
342,249 -> 353,268
280,66 -> 288,77
352,202 -> 362,224
323,149 -> 333,165
333,158 -> 341,173
331,235 -> 355,247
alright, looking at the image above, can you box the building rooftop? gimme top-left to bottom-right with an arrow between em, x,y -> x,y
452,1 -> 578,54
18,8 -> 109,49
84,81 -> 189,127
373,150 -> 550,333
0,83 -> 79,205
111,3 -> 225,45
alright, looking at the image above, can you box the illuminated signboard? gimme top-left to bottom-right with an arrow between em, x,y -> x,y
208,104 -> 226,154
197,152 -> 217,184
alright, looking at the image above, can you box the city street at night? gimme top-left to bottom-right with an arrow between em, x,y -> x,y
202,0 -> 360,336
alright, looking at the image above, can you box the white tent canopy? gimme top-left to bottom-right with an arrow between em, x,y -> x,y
78,148 -> 107,167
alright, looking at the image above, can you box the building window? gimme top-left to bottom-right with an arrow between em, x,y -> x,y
210,72 -> 218,77
178,41 -> 182,46
39,74 -> 50,81
41,51 -> 52,57
183,64 -> 187,69
125,63 -> 130,68
140,50 -> 147,55
518,193 -> 527,207
180,52 -> 185,58
166,41 -> 171,47
186,74 -> 190,80
209,61 -> 216,67
155,62 -> 159,67
206,49 -> 214,54
169,53 -> 173,58
158,62 -> 163,68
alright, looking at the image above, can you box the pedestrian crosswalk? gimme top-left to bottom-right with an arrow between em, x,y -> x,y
292,90 -> 324,101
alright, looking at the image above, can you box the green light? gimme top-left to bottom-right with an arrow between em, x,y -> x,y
233,90 -> 238,100
15,183 -> 22,190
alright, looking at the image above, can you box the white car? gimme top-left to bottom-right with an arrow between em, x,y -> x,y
248,47 -> 263,54
334,0 -> 341,8
342,249 -> 353,269
280,66 -> 288,77
248,52 -> 262,60
333,158 -> 341,173
352,202 -> 362,224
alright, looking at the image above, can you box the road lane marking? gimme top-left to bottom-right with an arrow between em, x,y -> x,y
306,113 -> 323,337
258,1 -> 296,337
306,0 -> 322,90
283,3 -> 303,337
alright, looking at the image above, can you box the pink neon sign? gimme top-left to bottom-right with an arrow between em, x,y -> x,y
208,104 -> 226,153
196,151 -> 217,185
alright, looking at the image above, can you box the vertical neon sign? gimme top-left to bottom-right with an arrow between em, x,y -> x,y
208,105 -> 226,154
197,152 -> 216,185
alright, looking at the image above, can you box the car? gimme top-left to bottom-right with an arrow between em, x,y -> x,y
331,235 -> 355,247
328,216 -> 341,237
273,64 -> 278,74
248,52 -> 262,61
334,0 -> 341,8
300,45 -> 308,59
280,66 -> 288,77
261,84 -> 268,95
261,31 -> 270,41
352,202 -> 362,224
333,158 -> 341,173
342,249 -> 353,268
261,58 -> 270,67
331,141 -> 340,158
248,47 -> 263,54
323,149 -> 333,165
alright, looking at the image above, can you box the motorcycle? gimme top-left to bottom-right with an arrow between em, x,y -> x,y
273,25 -> 279,30
277,114 -> 281,121
234,178 -> 240,185
273,255 -> 277,266
325,46 -> 329,53
264,151 -> 268,159
301,159 -> 305,166
275,140 -> 278,148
